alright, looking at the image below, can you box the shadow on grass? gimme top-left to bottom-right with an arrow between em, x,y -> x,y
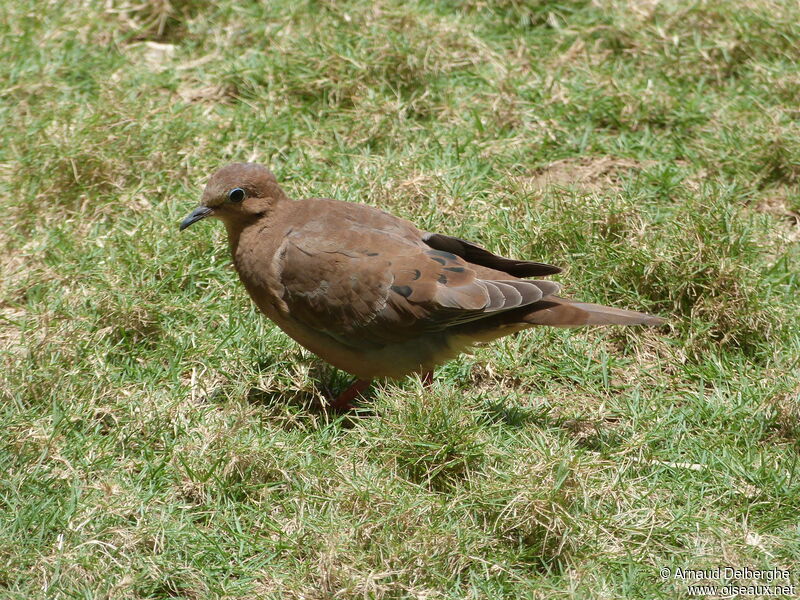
479,397 -> 556,428
480,397 -> 627,451
244,358 -> 377,421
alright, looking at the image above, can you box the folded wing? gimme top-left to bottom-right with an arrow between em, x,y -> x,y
278,228 -> 561,347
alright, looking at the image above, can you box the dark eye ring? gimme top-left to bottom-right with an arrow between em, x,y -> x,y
228,188 -> 245,203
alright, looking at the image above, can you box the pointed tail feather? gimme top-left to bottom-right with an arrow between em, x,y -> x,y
523,297 -> 665,327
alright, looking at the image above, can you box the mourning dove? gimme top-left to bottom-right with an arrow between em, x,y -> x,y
180,163 -> 664,408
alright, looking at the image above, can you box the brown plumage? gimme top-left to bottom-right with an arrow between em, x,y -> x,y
180,163 -> 664,407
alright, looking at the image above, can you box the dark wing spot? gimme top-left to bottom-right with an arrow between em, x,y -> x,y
429,256 -> 446,265
391,285 -> 413,298
365,252 -> 379,256
427,249 -> 459,261
437,274 -> 448,284
411,269 -> 421,280
443,266 -> 465,273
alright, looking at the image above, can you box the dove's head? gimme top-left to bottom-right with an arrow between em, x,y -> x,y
180,163 -> 289,231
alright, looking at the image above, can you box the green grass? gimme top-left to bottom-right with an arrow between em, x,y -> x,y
2,0 -> 799,597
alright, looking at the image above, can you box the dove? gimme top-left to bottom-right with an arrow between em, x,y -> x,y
180,163 -> 663,409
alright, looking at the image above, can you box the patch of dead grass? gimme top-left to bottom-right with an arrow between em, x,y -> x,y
517,156 -> 655,193
765,382 -> 800,443
107,0 -> 212,41
753,187 -> 800,243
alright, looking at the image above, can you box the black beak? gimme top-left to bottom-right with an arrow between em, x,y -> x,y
179,206 -> 213,231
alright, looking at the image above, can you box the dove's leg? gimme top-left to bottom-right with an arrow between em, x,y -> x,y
329,379 -> 371,411
330,372 -> 432,411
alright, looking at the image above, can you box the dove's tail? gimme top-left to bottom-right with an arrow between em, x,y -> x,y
522,297 -> 665,327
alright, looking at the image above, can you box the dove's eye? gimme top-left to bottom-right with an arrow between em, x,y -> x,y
228,188 -> 245,203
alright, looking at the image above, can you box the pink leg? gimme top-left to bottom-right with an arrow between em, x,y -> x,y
329,379 -> 371,411
421,370 -> 434,386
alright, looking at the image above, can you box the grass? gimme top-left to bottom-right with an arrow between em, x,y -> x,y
2,0 -> 799,597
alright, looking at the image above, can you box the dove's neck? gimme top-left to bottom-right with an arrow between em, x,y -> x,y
228,201 -> 295,317
224,196 -> 289,256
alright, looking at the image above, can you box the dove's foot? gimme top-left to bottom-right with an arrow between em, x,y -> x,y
329,379 -> 371,411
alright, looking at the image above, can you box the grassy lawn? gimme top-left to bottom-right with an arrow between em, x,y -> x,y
2,0 -> 799,597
